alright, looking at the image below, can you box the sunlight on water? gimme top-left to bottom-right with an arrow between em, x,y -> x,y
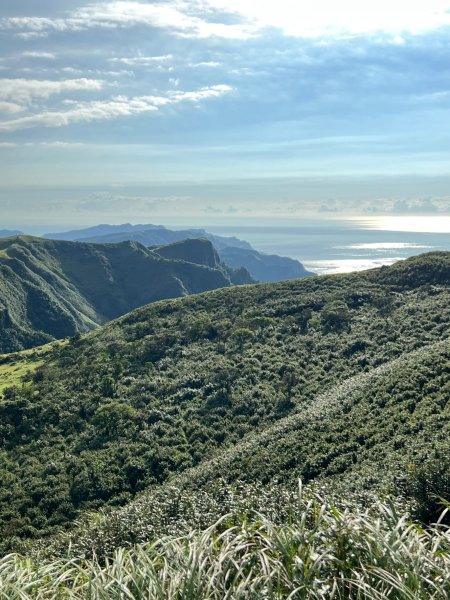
354,216 -> 450,233
208,217 -> 450,275
336,242 -> 433,250
302,258 -> 401,275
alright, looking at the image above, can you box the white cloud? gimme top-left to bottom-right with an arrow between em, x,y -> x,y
109,54 -> 173,66
169,84 -> 232,102
22,51 -> 56,59
16,31 -> 49,40
38,141 -> 86,148
0,84 -> 232,132
61,67 -> 134,78
192,61 -> 222,68
1,1 -> 255,39
3,17 -> 69,33
0,101 -> 25,115
2,0 -> 450,39
202,0 -> 450,37
0,78 -> 105,104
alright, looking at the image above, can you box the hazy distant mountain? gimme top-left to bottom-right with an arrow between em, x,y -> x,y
0,229 -> 23,238
0,236 -> 252,352
43,223 -> 160,241
219,245 -> 313,282
45,223 -> 251,250
45,223 -> 314,282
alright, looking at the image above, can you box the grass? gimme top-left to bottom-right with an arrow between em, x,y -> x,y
0,340 -> 66,395
1,486 -> 449,599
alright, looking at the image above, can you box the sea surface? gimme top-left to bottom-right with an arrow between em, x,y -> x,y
207,216 -> 450,275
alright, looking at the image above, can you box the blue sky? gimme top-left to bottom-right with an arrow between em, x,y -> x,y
1,0 -> 450,230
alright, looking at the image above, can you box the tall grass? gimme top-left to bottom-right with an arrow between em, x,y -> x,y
1,486 -> 449,599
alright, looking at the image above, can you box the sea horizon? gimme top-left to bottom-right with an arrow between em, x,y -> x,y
206,216 -> 450,275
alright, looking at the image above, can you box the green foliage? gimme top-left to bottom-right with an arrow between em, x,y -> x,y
3,489 -> 450,599
0,252 -> 448,552
230,326 -> 254,347
93,401 -> 139,440
321,299 -> 351,332
402,450 -> 450,524
0,236 -> 252,352
100,374 -> 116,397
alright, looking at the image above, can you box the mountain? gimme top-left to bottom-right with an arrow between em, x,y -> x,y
151,238 -> 253,284
219,245 -> 312,282
0,229 -> 23,238
151,237 -> 224,269
44,223 -> 314,282
48,337 -> 450,558
44,223 -> 252,250
0,251 -> 448,551
43,223 -> 159,242
0,236 -> 252,352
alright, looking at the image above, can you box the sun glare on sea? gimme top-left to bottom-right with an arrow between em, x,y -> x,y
352,215 -> 450,233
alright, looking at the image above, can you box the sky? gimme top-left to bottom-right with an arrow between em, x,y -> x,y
1,0 -> 450,230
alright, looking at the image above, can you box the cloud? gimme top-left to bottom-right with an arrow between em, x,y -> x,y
1,1 -> 255,39
392,198 -> 441,213
0,140 -> 86,148
201,0 -> 450,38
109,54 -> 173,66
78,191 -> 192,212
61,67 -> 134,78
21,51 -> 56,60
38,141 -> 86,148
169,84 -> 232,102
0,78 -> 105,104
0,101 -> 25,115
3,1 -> 450,41
16,31 -> 49,40
0,84 -> 232,132
192,61 -> 222,68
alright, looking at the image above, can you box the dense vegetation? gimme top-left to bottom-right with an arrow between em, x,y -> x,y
38,338 -> 450,559
0,235 -> 251,352
3,490 -> 449,599
0,252 -> 448,553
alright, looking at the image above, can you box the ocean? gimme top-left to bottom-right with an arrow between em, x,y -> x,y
207,216 -> 450,275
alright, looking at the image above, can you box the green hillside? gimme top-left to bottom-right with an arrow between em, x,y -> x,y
0,341 -> 65,394
152,237 -> 223,268
40,337 -> 449,559
0,252 -> 448,552
44,222 -> 314,282
0,235 -> 252,352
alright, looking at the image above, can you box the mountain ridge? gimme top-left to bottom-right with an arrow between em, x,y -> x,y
43,223 -> 314,282
0,235 -> 252,352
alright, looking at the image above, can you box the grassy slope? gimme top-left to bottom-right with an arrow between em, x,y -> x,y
43,337 -> 448,557
0,252 -> 448,550
5,493 -> 449,600
0,341 -> 66,394
0,236 -> 246,352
